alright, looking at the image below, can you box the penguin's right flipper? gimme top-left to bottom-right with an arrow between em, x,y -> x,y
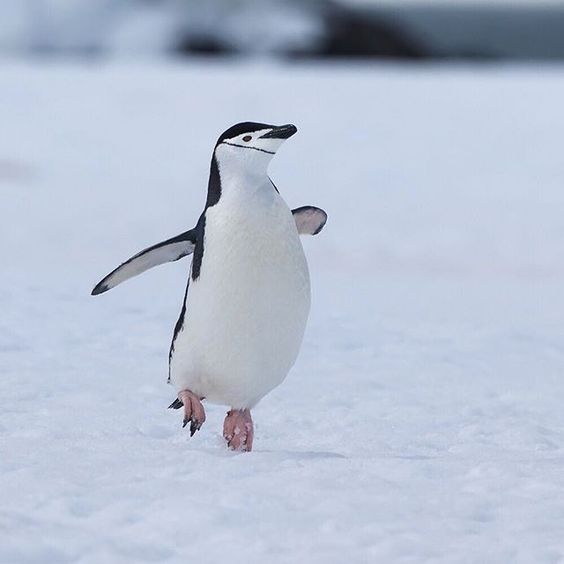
292,206 -> 327,236
91,228 -> 197,295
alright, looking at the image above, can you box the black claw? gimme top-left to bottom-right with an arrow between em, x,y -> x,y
182,418 -> 189,428
190,419 -> 198,437
169,398 -> 183,410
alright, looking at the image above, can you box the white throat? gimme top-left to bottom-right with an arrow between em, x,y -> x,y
214,145 -> 274,202
215,143 -> 274,177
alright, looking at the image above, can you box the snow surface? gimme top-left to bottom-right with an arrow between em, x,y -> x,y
1,61 -> 564,563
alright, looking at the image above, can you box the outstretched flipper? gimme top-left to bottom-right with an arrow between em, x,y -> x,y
292,206 -> 327,236
92,208 -> 325,296
91,228 -> 197,295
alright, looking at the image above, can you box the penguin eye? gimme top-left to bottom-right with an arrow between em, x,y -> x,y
242,135 -> 252,142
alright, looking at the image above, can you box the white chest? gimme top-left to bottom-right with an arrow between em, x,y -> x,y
169,179 -> 311,408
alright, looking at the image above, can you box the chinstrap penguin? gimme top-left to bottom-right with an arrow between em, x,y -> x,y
92,122 -> 327,451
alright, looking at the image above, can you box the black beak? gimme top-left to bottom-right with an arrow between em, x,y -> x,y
260,124 -> 298,139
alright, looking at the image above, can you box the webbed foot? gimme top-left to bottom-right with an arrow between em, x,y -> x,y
169,390 -> 206,437
223,409 -> 253,452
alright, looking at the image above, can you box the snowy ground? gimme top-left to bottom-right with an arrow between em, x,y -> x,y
1,60 -> 564,563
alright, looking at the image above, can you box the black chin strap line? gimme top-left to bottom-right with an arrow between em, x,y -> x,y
221,141 -> 275,155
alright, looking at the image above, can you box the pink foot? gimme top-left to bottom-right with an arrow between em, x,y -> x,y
170,390 -> 206,436
223,409 -> 254,452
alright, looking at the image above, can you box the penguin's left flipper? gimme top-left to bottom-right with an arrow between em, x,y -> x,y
91,228 -> 197,295
292,206 -> 327,236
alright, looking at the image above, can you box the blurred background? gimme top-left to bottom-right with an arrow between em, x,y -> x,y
3,2 -> 564,563
3,0 -> 564,60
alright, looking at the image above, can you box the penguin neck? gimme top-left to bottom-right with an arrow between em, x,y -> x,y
207,153 -> 271,208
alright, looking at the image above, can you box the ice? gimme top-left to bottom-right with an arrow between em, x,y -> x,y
1,61 -> 564,563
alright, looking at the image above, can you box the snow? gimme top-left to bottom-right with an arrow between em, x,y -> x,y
2,60 -> 564,563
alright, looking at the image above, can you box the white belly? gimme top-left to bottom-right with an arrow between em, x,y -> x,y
169,188 -> 310,408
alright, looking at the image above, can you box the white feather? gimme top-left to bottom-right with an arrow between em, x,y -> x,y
170,147 -> 310,409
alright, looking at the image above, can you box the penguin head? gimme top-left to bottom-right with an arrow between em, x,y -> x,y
214,122 -> 297,174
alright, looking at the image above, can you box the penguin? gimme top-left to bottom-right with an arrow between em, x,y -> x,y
92,122 -> 327,451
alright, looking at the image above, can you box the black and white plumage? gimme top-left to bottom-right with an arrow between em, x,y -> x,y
91,229 -> 197,295
92,122 -> 327,444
